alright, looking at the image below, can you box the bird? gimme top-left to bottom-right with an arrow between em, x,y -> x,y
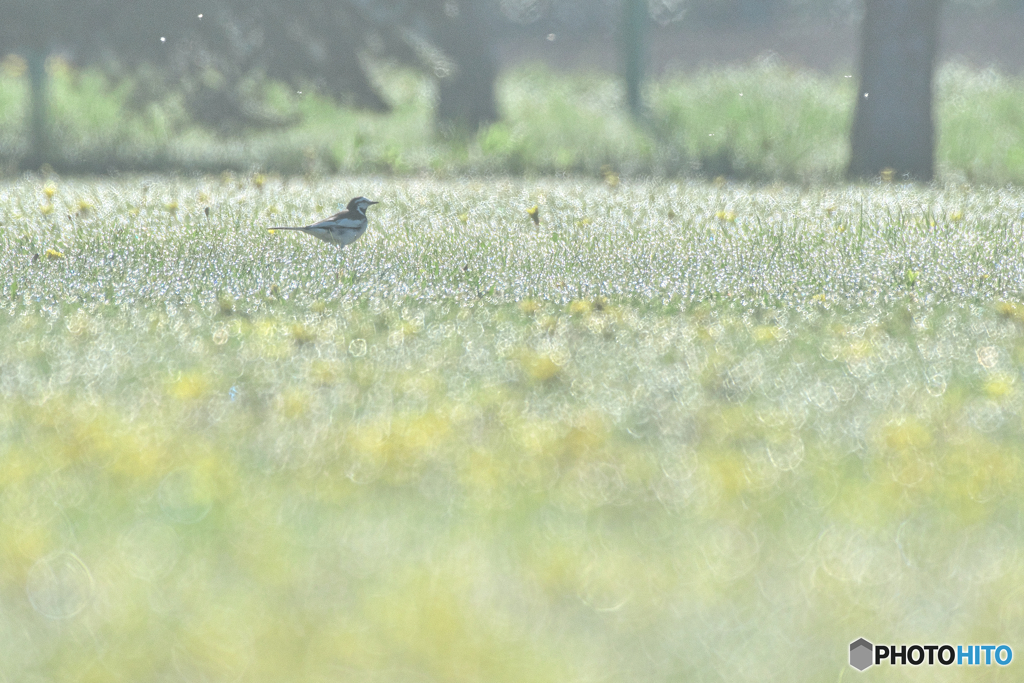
270,196 -> 378,247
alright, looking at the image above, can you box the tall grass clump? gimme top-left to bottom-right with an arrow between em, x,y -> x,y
937,62 -> 1024,185
648,59 -> 852,181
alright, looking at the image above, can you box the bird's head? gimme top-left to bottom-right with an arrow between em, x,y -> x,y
347,196 -> 379,214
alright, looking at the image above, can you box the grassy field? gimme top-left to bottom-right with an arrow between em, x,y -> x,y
2,175 -> 1024,681
2,58 -> 1024,184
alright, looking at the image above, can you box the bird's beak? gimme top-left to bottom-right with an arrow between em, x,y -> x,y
368,201 -> 379,205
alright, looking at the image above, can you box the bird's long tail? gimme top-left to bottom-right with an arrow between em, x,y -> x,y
269,226 -> 305,231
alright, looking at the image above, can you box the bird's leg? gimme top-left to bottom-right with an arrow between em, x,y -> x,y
337,249 -> 350,282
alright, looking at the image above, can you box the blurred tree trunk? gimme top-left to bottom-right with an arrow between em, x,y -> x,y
25,50 -> 50,170
848,0 -> 940,181
622,0 -> 647,119
434,0 -> 498,135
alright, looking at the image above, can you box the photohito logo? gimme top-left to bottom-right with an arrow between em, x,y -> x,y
849,638 -> 1012,670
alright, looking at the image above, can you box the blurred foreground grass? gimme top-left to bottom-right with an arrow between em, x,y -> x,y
1,58 -> 1024,183
3,176 -> 1024,681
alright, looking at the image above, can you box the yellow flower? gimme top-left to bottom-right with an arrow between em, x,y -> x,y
568,300 -> 592,316
519,299 -> 540,315
521,352 -> 561,382
995,301 -> 1024,325
168,372 -> 211,400
291,324 -> 316,345
984,374 -> 1014,399
601,164 -> 619,188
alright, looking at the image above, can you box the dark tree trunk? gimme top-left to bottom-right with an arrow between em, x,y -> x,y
434,0 -> 498,135
622,0 -> 648,119
848,0 -> 941,181
24,50 -> 50,170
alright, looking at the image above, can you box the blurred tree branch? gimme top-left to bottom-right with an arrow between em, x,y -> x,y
0,0 -> 507,166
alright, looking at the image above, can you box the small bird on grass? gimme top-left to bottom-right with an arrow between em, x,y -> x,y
270,196 -> 378,247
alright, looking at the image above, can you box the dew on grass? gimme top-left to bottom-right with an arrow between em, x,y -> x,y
3,177 -> 1024,681
158,470 -> 214,524
25,551 -> 94,619
348,338 -> 368,356
119,520 -> 181,581
766,435 -> 805,471
952,524 -> 1017,585
700,523 -> 760,582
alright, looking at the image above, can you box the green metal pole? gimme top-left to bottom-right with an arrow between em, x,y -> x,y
623,0 -> 647,119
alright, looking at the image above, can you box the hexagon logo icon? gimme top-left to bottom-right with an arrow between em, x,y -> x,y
850,638 -> 874,671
